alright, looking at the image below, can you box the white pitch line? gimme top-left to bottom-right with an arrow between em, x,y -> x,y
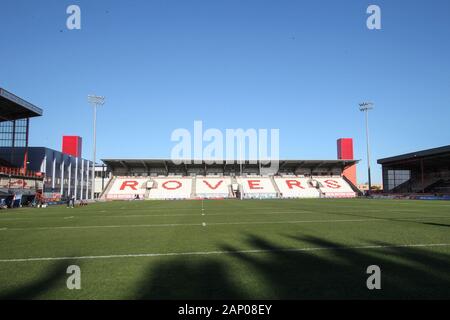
207,216 -> 450,226
1,243 -> 449,263
0,223 -> 203,231
0,206 -> 434,221
3,207 -> 439,221
0,209 -> 317,221
1,216 -> 449,231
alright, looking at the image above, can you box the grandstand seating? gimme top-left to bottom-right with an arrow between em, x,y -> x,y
102,175 -> 357,200
274,177 -> 320,198
147,177 -> 192,200
313,177 -> 356,198
236,177 -> 278,199
105,177 -> 148,200
195,177 -> 232,198
425,179 -> 450,194
0,166 -> 43,178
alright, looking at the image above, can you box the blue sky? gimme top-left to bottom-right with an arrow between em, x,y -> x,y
1,0 -> 449,184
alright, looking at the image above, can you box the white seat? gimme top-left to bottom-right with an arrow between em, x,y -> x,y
274,177 -> 320,198
147,177 -> 193,199
236,177 -> 277,199
195,177 -> 231,198
314,177 -> 356,198
105,177 -> 148,200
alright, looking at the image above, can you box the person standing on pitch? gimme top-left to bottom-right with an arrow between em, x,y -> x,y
71,195 -> 75,208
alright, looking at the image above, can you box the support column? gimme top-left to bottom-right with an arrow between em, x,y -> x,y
52,156 -> 56,191
74,158 -> 79,200
60,160 -> 65,196
86,160 -> 90,199
68,161 -> 72,196
80,159 -> 84,200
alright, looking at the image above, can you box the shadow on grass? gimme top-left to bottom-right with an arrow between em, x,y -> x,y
282,235 -> 450,299
135,257 -> 246,299
136,234 -> 450,299
0,261 -> 73,300
422,222 -> 450,228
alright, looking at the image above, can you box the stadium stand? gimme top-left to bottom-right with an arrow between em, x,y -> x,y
105,176 -> 195,200
101,159 -> 360,200
105,177 -> 148,200
0,88 -> 45,206
147,177 -> 192,200
425,179 -> 450,194
313,176 -> 356,198
274,177 -> 320,198
102,174 -> 357,200
195,177 -> 232,199
378,145 -> 450,195
235,177 -> 278,199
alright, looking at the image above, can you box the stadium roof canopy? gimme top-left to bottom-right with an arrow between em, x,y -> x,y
0,88 -> 43,122
377,145 -> 450,168
102,159 -> 358,172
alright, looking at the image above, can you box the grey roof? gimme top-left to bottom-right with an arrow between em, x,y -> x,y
377,145 -> 450,165
0,88 -> 43,121
102,158 -> 358,170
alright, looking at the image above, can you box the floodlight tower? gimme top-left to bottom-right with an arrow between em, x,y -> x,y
88,95 -> 105,200
359,102 -> 374,193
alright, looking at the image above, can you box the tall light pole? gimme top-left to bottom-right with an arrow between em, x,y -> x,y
88,95 -> 105,200
359,102 -> 374,193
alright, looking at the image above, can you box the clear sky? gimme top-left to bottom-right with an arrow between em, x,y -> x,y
1,0 -> 449,184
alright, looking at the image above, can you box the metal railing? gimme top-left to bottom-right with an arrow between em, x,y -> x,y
0,166 -> 43,178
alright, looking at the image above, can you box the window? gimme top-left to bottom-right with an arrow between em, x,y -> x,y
0,119 -> 28,147
387,170 -> 410,190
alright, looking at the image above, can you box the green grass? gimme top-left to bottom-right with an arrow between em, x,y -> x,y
0,198 -> 450,299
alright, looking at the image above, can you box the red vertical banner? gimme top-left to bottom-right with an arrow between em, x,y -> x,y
22,150 -> 28,175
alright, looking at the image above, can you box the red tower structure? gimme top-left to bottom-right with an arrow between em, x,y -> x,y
62,136 -> 82,158
337,138 -> 357,186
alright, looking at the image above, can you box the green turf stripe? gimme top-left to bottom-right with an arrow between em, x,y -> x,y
1,215 -> 450,231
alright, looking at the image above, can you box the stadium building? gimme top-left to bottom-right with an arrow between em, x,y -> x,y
100,139 -> 360,200
378,145 -> 450,195
0,145 -> 94,202
0,88 -> 94,205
